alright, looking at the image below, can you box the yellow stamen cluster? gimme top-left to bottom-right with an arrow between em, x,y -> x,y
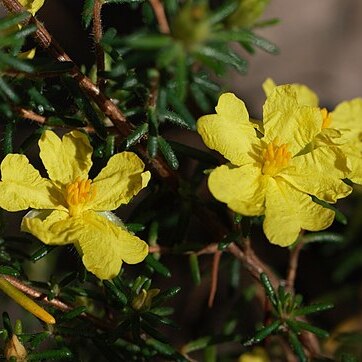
321,108 -> 332,129
262,141 -> 292,176
65,177 -> 96,216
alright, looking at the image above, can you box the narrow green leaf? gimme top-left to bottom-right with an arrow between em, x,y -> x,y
166,92 -> 196,129
160,110 -> 191,129
132,275 -> 150,295
190,82 -> 212,112
103,280 -> 128,305
0,266 -> 20,277
126,223 -> 145,233
195,45 -> 248,74
158,136 -> 179,170
28,348 -> 73,361
183,336 -> 212,353
3,120 -> 15,156
0,52 -> 34,73
288,319 -> 329,338
189,254 -> 201,285
0,78 -> 20,103
30,245 -> 56,262
141,319 -> 168,343
303,232 -> 344,243
152,286 -> 181,306
208,1 -> 239,25
260,272 -> 277,307
123,123 -> 149,149
146,338 -> 175,356
60,306 -> 87,321
149,307 -> 174,316
123,33 -> 172,49
0,12 -> 30,31
142,312 -> 178,328
243,320 -> 281,346
82,0 -> 95,28
145,255 -> 171,278
288,331 -> 307,362
293,303 -> 333,317
147,135 -> 158,158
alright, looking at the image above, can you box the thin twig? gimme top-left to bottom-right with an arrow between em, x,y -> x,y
92,0 -> 105,90
148,0 -> 170,34
2,275 -> 112,330
286,239 -> 305,292
16,107 -> 101,133
2,275 -> 71,311
208,250 -> 221,308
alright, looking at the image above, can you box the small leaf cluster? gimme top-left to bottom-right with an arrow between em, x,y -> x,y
244,273 -> 334,361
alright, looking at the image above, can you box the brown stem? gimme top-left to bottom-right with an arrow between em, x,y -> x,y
2,0 -> 177,185
16,107 -> 100,133
148,0 -> 170,34
2,275 -> 112,330
228,241 -> 280,289
286,239 -> 305,292
92,0 -> 105,90
208,250 -> 221,308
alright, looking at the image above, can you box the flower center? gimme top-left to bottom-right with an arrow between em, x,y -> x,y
321,108 -> 332,129
65,177 -> 96,216
262,141 -> 292,176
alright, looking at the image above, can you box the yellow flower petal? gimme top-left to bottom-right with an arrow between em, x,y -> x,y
197,93 -> 257,165
331,98 -> 362,140
263,78 -> 319,107
282,147 -> 352,203
264,178 -> 334,246
90,152 -> 150,211
342,143 -> 362,184
263,85 -> 322,155
77,212 -> 148,279
19,0 -> 45,15
39,130 -> 93,186
0,154 -> 60,211
21,210 -> 73,245
208,163 -> 266,216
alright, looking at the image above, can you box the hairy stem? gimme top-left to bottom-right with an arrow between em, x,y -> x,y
92,0 -> 105,90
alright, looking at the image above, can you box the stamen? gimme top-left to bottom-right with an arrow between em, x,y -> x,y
321,108 -> 332,129
65,177 -> 96,216
262,141 -> 292,176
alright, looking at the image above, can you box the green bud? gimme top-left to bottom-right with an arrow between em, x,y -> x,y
171,3 -> 210,50
227,0 -> 270,28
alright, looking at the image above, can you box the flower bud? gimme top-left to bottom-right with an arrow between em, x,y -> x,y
4,335 -> 27,362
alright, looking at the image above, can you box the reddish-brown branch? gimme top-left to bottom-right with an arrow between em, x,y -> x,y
2,275 -> 112,330
15,107 -> 100,133
286,239 -> 305,292
2,0 -> 177,185
148,0 -> 170,34
93,0 -> 105,90
208,250 -> 221,308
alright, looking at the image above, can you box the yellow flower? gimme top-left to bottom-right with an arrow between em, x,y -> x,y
19,0 -> 45,16
263,78 -> 362,184
239,347 -> 270,362
0,130 -> 150,280
197,89 -> 352,246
